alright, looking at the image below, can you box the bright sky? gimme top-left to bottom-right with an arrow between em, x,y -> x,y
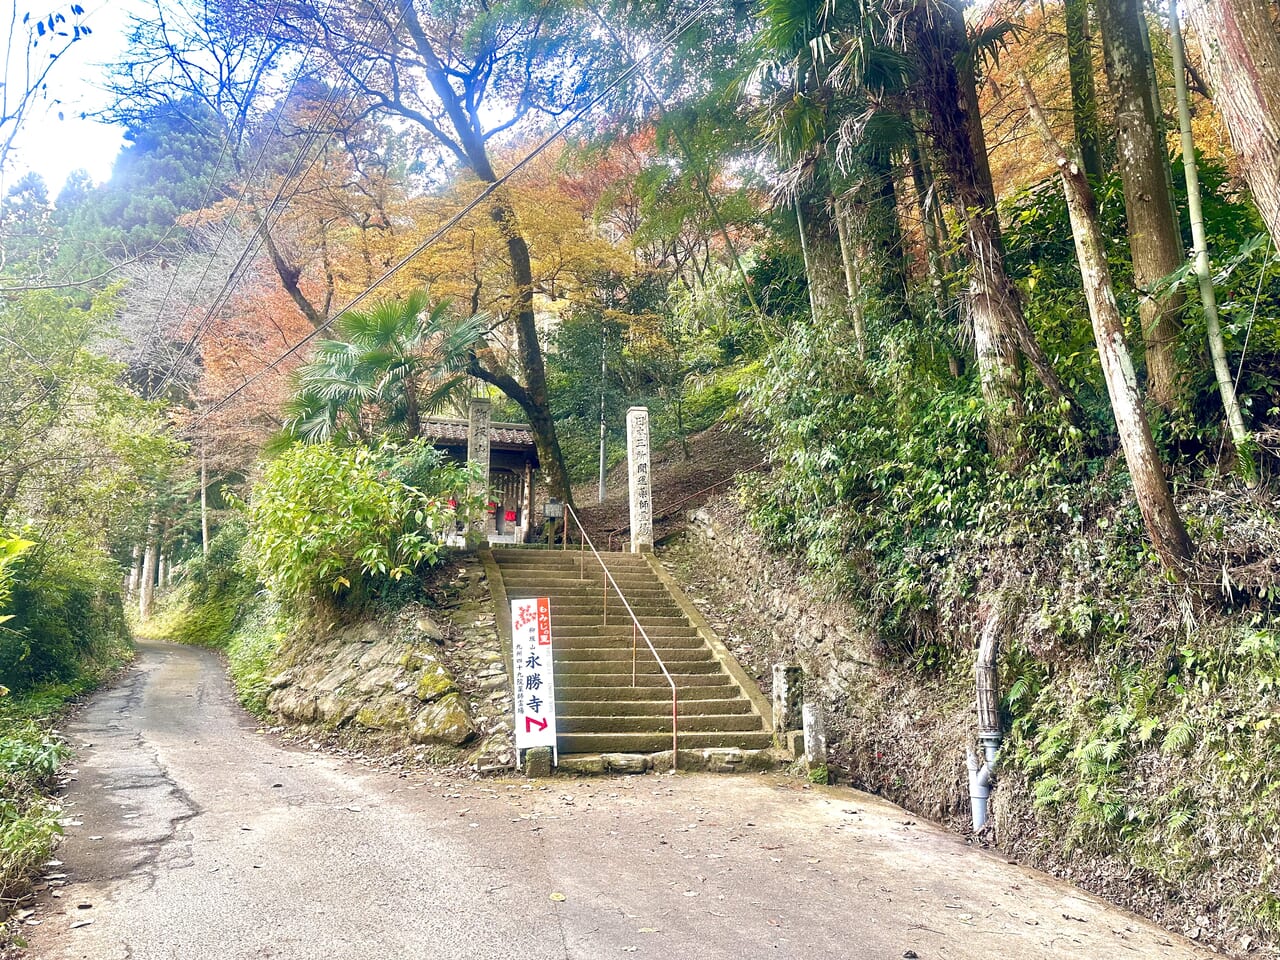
2,0 -> 138,196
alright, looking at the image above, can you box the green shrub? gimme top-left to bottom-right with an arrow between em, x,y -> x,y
226,598 -> 286,716
0,710 -> 71,908
0,547 -> 131,696
0,792 -> 62,909
139,524 -> 254,649
247,440 -> 483,604
0,535 -> 33,625
741,313 -> 1101,657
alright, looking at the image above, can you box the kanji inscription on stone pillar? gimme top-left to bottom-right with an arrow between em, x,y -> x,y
467,397 -> 492,534
626,406 -> 653,553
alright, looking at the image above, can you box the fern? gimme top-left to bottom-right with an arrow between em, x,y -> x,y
1164,719 -> 1195,754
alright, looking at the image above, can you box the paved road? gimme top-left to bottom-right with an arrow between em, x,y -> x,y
24,641 -> 1209,960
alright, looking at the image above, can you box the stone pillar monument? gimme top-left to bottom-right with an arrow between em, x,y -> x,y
467,397 -> 492,540
772,664 -> 803,739
802,699 -> 829,784
626,406 -> 653,553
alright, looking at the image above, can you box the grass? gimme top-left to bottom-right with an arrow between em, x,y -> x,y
132,581 -> 249,650
0,695 -> 74,922
0,720 -> 67,903
225,596 -> 286,717
0,649 -> 131,933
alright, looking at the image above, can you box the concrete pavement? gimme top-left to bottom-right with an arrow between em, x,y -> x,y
22,640 -> 1213,959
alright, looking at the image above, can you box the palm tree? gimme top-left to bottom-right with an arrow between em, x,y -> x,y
762,0 -> 1076,460
281,292 -> 486,445
750,0 -> 914,358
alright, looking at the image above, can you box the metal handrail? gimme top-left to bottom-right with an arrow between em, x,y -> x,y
561,502 -> 680,767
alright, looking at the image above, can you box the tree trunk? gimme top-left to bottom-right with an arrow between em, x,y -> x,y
1024,78 -> 1195,578
1065,0 -> 1105,179
139,519 -> 159,620
159,520 -> 171,589
1169,0 -> 1254,479
402,371 -> 422,440
1097,0 -> 1187,410
872,154 -> 911,310
967,219 -> 1029,462
387,0 -> 573,506
795,193 -> 850,329
1185,0 -> 1280,247
833,197 -> 868,361
491,192 -> 572,506
908,135 -> 952,319
913,0 -> 1076,460
854,152 -> 911,317
127,543 -> 143,598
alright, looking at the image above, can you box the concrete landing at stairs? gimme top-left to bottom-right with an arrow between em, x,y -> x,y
484,547 -> 774,758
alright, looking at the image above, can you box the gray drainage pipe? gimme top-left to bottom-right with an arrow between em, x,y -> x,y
966,732 -> 1001,832
968,610 -> 1003,833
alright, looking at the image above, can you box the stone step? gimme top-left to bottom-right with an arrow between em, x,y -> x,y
553,646 -> 714,663
552,611 -> 691,627
551,634 -> 706,650
556,683 -> 735,701
532,601 -> 686,616
505,586 -> 668,602
507,590 -> 674,605
557,698 -> 754,717
534,594 -> 681,608
495,558 -> 655,573
501,570 -> 660,586
492,548 -> 649,562
503,577 -> 668,589
503,585 -> 672,602
557,714 -> 765,734
553,625 -> 700,639
547,614 -> 690,628
555,659 -> 723,676
495,551 -> 651,564
558,669 -> 734,687
489,547 -> 773,763
557,730 -> 775,753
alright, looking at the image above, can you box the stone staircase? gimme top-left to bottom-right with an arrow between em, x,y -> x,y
486,547 -> 773,756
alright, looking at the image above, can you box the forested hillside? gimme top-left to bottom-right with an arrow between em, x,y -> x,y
2,0 -> 1278,950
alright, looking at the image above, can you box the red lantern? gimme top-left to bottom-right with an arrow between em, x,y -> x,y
505,510 -> 517,522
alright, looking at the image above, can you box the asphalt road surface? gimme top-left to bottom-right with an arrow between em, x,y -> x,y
23,641 -> 1211,960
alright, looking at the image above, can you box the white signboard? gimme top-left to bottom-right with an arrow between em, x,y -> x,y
511,597 -> 558,761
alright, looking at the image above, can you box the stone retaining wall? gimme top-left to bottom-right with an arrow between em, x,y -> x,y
671,499 -> 878,699
663,496 -> 973,825
260,554 -> 516,769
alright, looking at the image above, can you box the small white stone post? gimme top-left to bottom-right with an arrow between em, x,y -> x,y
772,664 -> 803,739
626,406 -> 653,553
802,700 -> 828,783
467,397 -> 492,540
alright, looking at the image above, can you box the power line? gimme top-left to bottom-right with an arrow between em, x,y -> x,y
146,78 -> 352,399
145,15 -> 328,399
2,0 -> 289,297
195,0 -> 721,426
143,0 -> 387,400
